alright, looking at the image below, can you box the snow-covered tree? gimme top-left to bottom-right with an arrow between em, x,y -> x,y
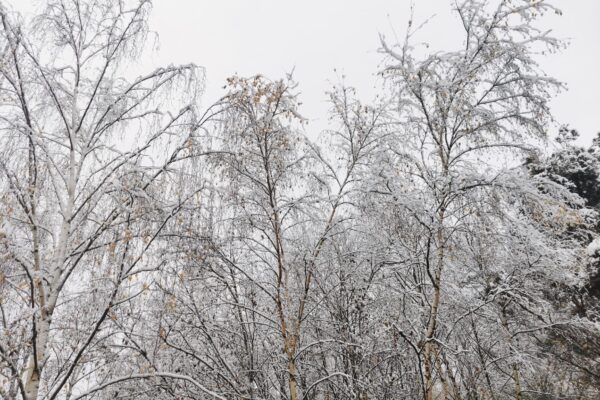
1,0 -> 597,399
376,0 -> 594,398
0,0 -> 215,397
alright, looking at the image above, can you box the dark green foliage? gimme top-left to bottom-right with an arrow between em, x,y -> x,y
528,128 -> 600,209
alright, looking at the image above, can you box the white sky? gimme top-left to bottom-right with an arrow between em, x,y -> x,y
17,0 -> 600,145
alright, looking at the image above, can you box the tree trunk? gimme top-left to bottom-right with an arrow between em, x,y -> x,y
513,363 -> 522,400
424,206 -> 446,400
287,354 -> 299,400
23,311 -> 51,399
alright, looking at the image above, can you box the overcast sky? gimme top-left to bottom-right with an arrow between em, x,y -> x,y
18,0 -> 600,145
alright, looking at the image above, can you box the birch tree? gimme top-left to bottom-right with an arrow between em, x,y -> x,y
0,0 -> 213,398
378,0 -> 587,398
179,76 -> 385,400
1,0 -> 597,399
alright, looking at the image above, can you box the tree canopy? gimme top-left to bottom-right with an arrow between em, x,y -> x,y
0,1 -> 598,399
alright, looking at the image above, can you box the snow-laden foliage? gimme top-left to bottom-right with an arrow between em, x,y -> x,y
0,0 -> 598,399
